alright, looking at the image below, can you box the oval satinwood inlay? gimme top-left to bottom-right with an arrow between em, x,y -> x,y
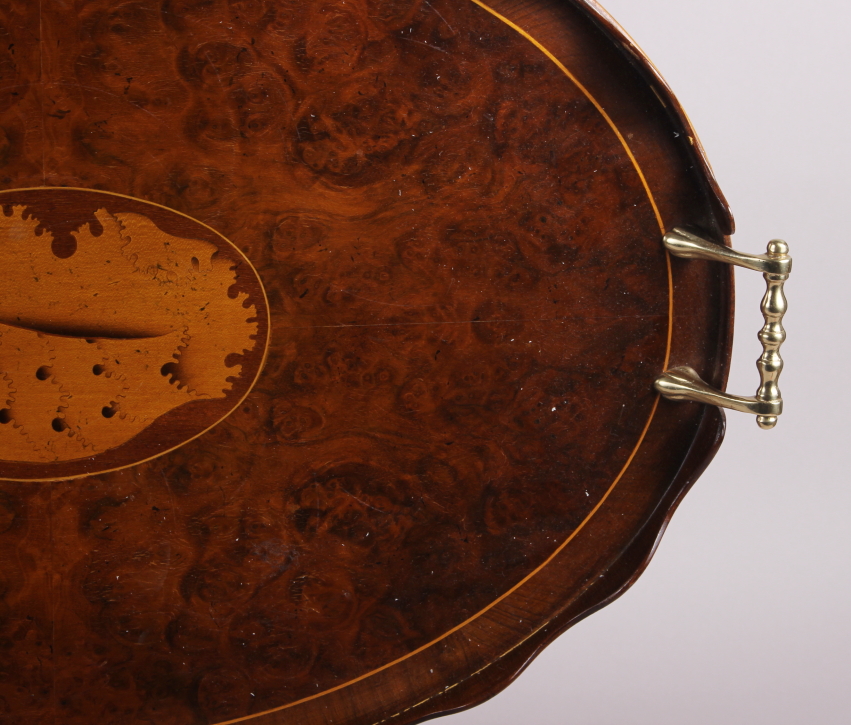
0,187 -> 270,481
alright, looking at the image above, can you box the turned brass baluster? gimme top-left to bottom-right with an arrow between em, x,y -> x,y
655,229 -> 791,429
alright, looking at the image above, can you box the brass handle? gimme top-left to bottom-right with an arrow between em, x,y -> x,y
655,228 -> 791,429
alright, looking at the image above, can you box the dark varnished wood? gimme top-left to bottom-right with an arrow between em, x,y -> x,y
0,1 -> 732,724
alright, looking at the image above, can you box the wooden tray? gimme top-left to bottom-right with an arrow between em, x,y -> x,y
0,1 -> 733,723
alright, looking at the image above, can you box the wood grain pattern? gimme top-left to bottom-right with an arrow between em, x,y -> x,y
0,1 -> 732,724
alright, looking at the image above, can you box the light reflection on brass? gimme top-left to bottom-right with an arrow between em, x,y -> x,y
656,229 -> 791,429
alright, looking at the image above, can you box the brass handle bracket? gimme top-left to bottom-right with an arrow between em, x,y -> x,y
655,228 -> 791,429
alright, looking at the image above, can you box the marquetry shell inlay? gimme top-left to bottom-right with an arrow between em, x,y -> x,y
0,189 -> 269,479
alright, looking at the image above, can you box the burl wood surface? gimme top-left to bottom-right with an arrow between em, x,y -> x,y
0,1 -> 731,724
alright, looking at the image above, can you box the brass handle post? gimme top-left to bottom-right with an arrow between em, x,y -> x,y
655,228 -> 791,429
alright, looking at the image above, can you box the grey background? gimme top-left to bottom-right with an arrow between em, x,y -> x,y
448,0 -> 850,723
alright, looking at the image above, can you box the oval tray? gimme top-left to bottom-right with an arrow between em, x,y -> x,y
0,1 -> 732,723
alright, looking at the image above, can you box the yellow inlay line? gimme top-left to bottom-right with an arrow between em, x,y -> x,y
219,1 -> 674,721
468,0 -> 673,370
468,0 -> 666,235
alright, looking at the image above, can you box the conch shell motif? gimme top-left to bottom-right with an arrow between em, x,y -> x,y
0,205 -> 258,463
